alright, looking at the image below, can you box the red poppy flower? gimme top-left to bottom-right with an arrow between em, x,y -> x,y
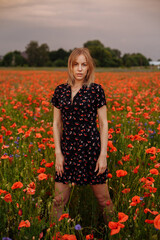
116,170 -> 127,177
35,133 -> 42,138
45,162 -> 54,168
0,135 -> 3,143
85,234 -> 94,240
133,165 -> 140,174
107,173 -> 112,178
145,219 -> 154,224
0,189 -> 7,195
122,188 -> 130,194
38,173 -> 48,180
118,212 -> 129,222
11,181 -> 23,190
62,234 -> 77,240
58,213 -> 70,221
52,232 -> 62,240
28,182 -> 36,189
108,221 -> 125,235
144,208 -> 158,215
18,220 -> 30,229
130,196 -> 141,206
4,193 -> 12,202
146,147 -> 156,155
37,167 -> 46,173
154,214 -> 160,230
149,168 -> 159,175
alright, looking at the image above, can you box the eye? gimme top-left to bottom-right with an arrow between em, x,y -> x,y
82,63 -> 87,66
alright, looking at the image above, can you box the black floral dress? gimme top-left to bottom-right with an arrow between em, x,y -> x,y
51,82 -> 108,185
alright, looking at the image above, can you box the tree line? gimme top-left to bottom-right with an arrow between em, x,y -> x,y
0,40 -> 150,67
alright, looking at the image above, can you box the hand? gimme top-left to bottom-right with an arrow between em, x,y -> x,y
95,154 -> 107,176
55,152 -> 64,177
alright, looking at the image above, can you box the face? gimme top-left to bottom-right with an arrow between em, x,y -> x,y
72,54 -> 89,82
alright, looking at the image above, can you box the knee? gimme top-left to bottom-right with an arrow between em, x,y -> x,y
54,194 -> 69,207
96,194 -> 107,209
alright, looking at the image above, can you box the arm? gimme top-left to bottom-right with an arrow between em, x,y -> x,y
95,105 -> 108,176
53,106 -> 64,177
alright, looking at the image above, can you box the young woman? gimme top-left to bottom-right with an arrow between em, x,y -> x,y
51,48 -> 113,223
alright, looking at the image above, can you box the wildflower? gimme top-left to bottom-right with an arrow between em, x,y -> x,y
26,188 -> 35,195
144,208 -> 159,215
40,159 -> 47,165
154,214 -> 160,230
107,173 -> 112,178
45,162 -> 54,168
28,182 -> 36,189
85,234 -> 94,239
146,147 -> 156,155
18,220 -> 30,229
11,181 -> 23,190
0,189 -> 7,195
154,163 -> 160,168
52,232 -> 62,239
108,221 -> 125,235
118,212 -> 129,222
18,209 -> 23,216
35,133 -> 42,138
0,135 -> 3,143
122,154 -> 130,162
122,188 -> 130,194
38,173 -> 48,180
37,167 -> 46,173
75,224 -> 82,230
58,213 -> 70,221
127,144 -> 133,148
62,234 -> 77,240
132,165 -> 140,174
145,219 -> 154,224
39,232 -> 43,239
116,170 -> 127,177
4,193 -> 12,202
149,168 -> 159,175
130,196 -> 141,206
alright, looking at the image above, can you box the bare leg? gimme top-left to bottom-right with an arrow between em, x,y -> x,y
91,183 -> 114,224
51,182 -> 71,222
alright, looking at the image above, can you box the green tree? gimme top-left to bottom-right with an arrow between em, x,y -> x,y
13,51 -> 27,66
49,48 -> 70,66
83,40 -> 113,67
25,41 -> 39,66
37,43 -> 49,67
2,52 -> 13,66
84,40 -> 104,49
122,53 -> 149,67
2,51 -> 27,66
25,41 -> 50,67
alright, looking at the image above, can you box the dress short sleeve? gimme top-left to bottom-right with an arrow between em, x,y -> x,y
96,84 -> 107,109
50,86 -> 61,109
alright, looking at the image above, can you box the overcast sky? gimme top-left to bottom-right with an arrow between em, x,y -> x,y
0,0 -> 160,60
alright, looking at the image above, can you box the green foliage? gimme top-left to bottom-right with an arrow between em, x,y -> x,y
25,41 -> 50,67
1,39 -> 150,68
2,51 -> 27,67
122,53 -> 149,67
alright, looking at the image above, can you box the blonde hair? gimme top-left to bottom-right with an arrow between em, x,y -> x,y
67,48 -> 95,87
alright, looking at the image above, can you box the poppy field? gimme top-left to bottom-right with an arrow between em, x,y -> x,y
0,70 -> 160,240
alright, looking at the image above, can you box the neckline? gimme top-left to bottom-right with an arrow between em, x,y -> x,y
68,84 -> 85,105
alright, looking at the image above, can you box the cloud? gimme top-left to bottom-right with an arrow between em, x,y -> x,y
0,0 -> 160,59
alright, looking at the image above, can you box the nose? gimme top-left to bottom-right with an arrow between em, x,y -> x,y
78,64 -> 82,71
